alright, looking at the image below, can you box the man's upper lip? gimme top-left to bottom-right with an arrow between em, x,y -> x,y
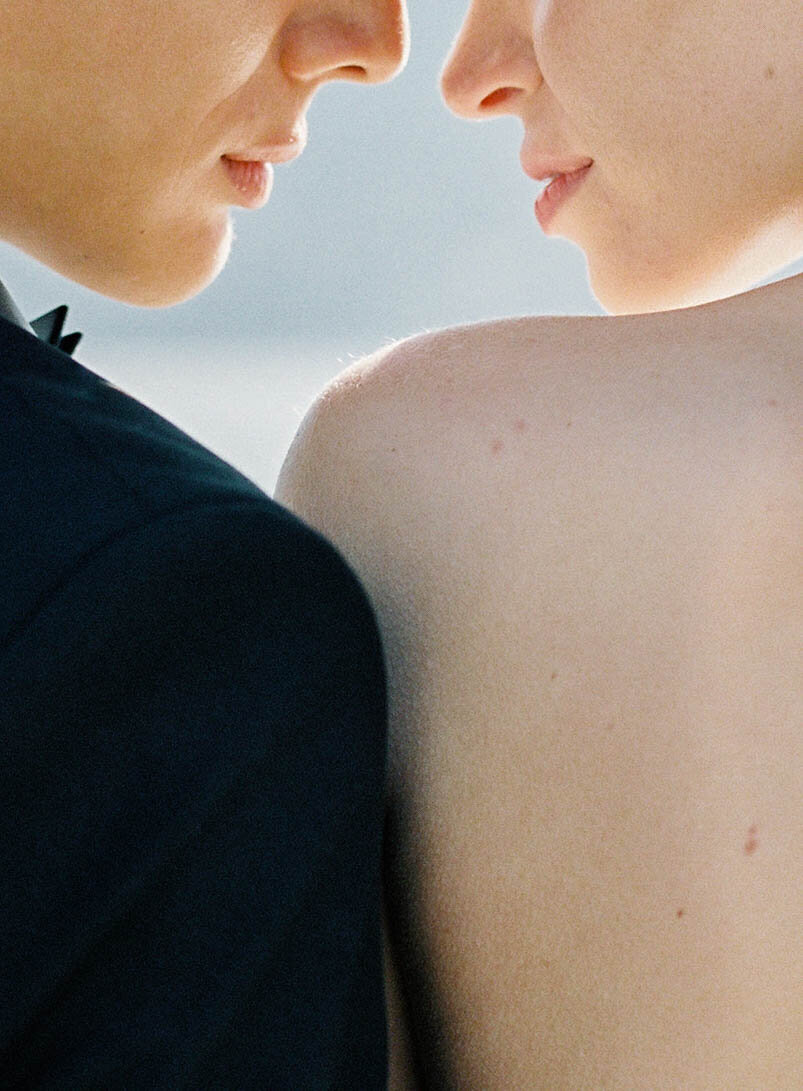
224,123 -> 308,165
520,149 -> 594,182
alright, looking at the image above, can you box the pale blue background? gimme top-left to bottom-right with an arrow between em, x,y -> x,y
2,0 -> 799,491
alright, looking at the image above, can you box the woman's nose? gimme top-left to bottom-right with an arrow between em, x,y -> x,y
440,13 -> 541,120
280,0 -> 409,86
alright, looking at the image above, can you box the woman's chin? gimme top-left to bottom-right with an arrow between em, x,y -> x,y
586,256 -> 736,316
583,214 -> 803,316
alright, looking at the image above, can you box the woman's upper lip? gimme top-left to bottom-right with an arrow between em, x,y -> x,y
520,149 -> 594,182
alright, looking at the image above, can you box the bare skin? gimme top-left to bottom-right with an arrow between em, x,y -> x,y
277,273 -> 802,1088
0,0 -> 408,306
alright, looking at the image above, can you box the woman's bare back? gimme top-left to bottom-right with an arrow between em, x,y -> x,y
277,277 -> 802,1089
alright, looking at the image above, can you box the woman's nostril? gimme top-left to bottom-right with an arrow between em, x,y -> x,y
480,87 -> 515,110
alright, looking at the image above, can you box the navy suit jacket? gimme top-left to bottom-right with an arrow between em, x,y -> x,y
0,313 -> 389,1088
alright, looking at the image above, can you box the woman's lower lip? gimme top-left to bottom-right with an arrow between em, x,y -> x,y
535,164 -> 592,232
221,157 -> 273,209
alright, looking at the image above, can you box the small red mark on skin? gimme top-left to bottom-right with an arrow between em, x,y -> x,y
551,671 -> 558,681
514,419 -> 527,433
767,399 -> 778,408
606,721 -> 615,731
744,825 -> 759,855
491,439 -> 504,456
676,908 -> 685,919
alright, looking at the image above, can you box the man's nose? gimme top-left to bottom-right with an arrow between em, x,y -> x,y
280,0 -> 409,86
440,15 -> 541,120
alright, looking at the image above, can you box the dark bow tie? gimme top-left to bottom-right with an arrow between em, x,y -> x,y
30,305 -> 83,357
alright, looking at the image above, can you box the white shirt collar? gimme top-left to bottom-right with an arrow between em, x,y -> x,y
0,276 -> 35,334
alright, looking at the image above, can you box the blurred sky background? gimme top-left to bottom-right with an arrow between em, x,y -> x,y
2,0 -> 800,492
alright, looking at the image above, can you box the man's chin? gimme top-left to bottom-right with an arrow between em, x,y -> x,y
30,213 -> 235,309
106,221 -> 234,309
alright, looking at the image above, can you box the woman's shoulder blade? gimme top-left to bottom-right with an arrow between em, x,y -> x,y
300,310 -> 802,1088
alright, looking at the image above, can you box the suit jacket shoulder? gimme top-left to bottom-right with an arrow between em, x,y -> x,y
0,319 -> 390,1086
0,316 -> 370,655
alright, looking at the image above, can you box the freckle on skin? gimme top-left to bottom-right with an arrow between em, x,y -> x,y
551,671 -> 558,681
566,420 -> 572,428
744,824 -> 759,855
764,65 -> 775,78
767,398 -> 778,407
491,439 -> 504,455
514,419 -> 527,433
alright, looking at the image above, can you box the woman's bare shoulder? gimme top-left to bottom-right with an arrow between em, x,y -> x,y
277,297 -> 798,568
278,305 -> 801,1086
279,313 -> 617,529
277,301 -> 800,788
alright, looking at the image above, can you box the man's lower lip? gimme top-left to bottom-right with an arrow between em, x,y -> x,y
535,164 -> 592,232
221,157 -> 273,209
